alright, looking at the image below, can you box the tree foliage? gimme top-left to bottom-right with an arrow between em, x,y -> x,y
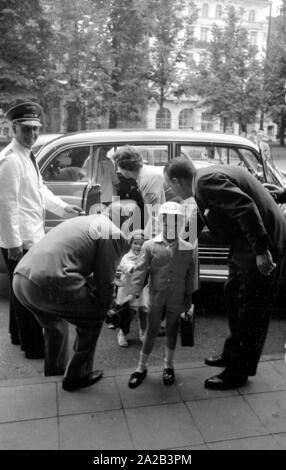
195,5 -> 262,132
263,0 -> 286,145
90,0 -> 150,128
0,0 -> 52,107
144,0 -> 198,110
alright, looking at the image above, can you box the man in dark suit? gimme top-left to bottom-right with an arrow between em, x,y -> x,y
12,201 -> 134,391
164,157 -> 286,390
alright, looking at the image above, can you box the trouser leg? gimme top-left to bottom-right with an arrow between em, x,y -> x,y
13,274 -> 105,378
64,321 -> 104,379
222,254 -> 276,376
2,248 -> 21,342
2,249 -> 44,352
31,311 -> 69,376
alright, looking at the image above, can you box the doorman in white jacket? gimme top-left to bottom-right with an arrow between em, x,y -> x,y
0,102 -> 81,358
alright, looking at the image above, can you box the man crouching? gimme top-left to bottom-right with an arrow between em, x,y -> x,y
13,201 -> 135,391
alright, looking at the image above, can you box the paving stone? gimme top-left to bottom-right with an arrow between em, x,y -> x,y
60,410 -> 134,450
0,383 -> 57,423
175,367 -> 239,401
239,362 -> 286,395
272,433 -> 286,449
58,377 -> 121,415
172,444 -> 209,450
245,391 -> 286,434
0,418 -> 58,450
116,371 -> 182,408
187,396 -> 268,442
271,360 -> 286,380
125,403 -> 203,450
208,435 -> 281,450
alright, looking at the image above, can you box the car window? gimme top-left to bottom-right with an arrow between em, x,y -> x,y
179,144 -> 264,176
238,148 -> 265,180
42,146 -> 91,182
153,148 -> 168,166
107,144 -> 170,168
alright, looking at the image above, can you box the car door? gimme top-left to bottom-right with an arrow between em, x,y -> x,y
39,144 -> 92,229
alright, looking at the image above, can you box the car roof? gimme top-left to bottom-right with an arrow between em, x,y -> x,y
38,129 -> 258,154
35,133 -> 64,145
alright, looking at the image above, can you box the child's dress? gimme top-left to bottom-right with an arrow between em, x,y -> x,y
116,251 -> 148,308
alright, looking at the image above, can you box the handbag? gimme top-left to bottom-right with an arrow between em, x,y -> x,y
105,302 -> 132,335
180,307 -> 195,347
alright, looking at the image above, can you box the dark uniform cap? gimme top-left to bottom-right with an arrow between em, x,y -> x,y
5,101 -> 43,127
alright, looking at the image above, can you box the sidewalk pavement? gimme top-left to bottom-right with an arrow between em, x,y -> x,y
0,356 -> 286,450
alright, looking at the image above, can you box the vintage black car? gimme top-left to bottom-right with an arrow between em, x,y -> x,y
1,129 -> 285,311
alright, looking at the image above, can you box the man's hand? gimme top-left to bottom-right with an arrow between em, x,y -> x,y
8,246 -> 23,262
64,205 -> 82,217
123,294 -> 136,304
256,250 -> 276,276
263,183 -> 285,201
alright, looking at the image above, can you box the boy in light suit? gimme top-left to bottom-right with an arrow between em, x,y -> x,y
124,201 -> 198,388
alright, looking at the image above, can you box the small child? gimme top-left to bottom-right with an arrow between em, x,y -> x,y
115,230 -> 148,347
125,201 -> 198,388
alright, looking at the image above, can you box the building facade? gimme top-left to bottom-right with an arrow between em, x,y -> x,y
147,0 -> 277,139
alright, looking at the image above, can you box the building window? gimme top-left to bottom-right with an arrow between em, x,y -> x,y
249,31 -> 258,46
249,10 -> 255,22
201,112 -> 214,131
156,108 -> 171,129
202,3 -> 209,18
179,109 -> 193,129
216,4 -> 222,18
200,27 -> 209,42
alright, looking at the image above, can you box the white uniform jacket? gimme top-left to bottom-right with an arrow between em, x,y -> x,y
0,138 -> 68,249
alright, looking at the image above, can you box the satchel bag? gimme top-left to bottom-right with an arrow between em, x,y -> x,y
180,307 -> 195,347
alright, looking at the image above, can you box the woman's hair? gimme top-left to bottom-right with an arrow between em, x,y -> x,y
113,146 -> 143,171
164,156 -> 195,180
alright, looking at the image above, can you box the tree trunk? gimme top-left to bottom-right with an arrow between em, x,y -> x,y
223,117 -> 227,133
279,119 -> 285,146
259,111 -> 264,131
109,109 -> 118,129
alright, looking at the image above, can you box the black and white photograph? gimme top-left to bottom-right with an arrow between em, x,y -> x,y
0,0 -> 286,455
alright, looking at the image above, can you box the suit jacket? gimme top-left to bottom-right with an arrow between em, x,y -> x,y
194,165 -> 286,260
14,214 -> 128,308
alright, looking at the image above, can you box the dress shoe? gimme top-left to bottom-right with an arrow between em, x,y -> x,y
163,367 -> 175,385
204,353 -> 226,368
204,371 -> 248,390
25,349 -> 45,359
128,369 -> 147,389
62,370 -> 103,392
